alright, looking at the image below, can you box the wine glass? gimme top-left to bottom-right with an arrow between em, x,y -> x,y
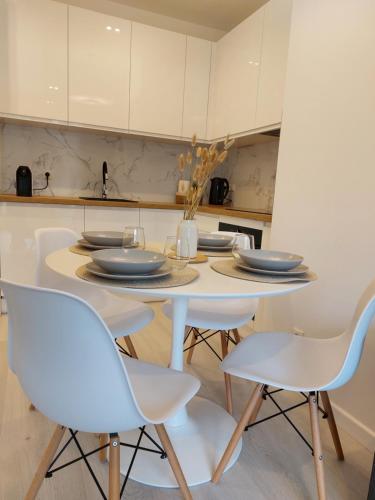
123,226 -> 145,250
164,236 -> 190,272
231,233 -> 255,260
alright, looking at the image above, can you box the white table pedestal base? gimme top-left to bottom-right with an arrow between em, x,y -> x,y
119,396 -> 242,487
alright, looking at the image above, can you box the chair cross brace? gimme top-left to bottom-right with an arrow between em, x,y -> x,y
245,389 -> 328,454
45,427 -> 166,499
183,327 -> 239,362
115,340 -> 131,357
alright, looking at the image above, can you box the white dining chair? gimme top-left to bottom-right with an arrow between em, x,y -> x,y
35,227 -> 154,359
1,279 -> 199,500
212,277 -> 375,500
163,230 -> 258,414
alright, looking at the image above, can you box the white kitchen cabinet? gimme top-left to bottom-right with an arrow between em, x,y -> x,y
255,0 -> 292,128
84,206 -> 140,231
0,203 -> 84,285
182,37 -> 212,140
140,209 -> 182,244
69,7 -> 131,130
129,23 -> 186,137
195,213 -> 219,232
0,0 -> 67,122
209,8 -> 264,140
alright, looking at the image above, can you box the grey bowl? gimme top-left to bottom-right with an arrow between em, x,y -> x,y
82,231 -> 124,247
92,249 -> 166,274
238,249 -> 303,271
198,233 -> 233,247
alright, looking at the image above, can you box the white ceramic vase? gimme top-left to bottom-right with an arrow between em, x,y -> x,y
177,219 -> 198,258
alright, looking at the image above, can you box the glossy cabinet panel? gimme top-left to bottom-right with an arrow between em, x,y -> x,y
139,209 -> 182,244
69,7 -> 131,130
182,37 -> 212,140
0,0 -> 67,121
0,203 -> 84,285
129,23 -> 186,137
255,0 -> 292,128
84,206 -> 140,231
210,8 -> 264,139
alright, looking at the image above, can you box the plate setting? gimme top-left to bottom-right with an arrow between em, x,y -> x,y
234,257 -> 309,276
198,244 -> 233,251
81,231 -> 124,247
86,261 -> 172,280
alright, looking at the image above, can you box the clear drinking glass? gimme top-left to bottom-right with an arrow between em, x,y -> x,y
123,226 -> 145,250
164,236 -> 190,272
231,233 -> 255,259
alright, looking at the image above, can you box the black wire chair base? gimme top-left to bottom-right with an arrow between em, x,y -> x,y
183,326 -> 239,362
45,427 -> 166,499
245,388 -> 328,454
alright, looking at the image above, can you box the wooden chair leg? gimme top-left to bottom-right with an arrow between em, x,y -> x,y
123,336 -> 138,359
25,425 -> 66,500
154,424 -> 192,500
29,403 -> 36,411
247,386 -> 265,425
99,433 -> 108,463
186,328 -> 198,365
320,391 -> 344,461
212,383 -> 265,484
220,331 -> 233,415
108,433 -> 120,500
309,393 -> 327,500
232,328 -> 241,344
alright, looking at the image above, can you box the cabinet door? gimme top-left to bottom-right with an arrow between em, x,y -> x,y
182,37 -> 212,140
210,8 -> 264,139
69,7 -> 131,130
0,0 -> 67,121
84,206 -> 140,231
255,0 -> 292,128
140,209 -> 182,244
129,23 -> 186,137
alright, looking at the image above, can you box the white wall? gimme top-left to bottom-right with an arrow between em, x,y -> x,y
268,0 -> 375,449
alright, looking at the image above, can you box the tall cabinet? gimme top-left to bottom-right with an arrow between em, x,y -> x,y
0,0 -> 67,121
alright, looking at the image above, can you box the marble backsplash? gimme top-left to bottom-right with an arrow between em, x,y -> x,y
0,123 -> 278,209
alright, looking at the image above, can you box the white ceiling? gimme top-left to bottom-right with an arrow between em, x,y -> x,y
109,0 -> 268,31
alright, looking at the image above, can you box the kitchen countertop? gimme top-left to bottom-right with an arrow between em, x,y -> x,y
0,194 -> 272,222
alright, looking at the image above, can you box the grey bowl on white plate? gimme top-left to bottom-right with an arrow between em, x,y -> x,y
82,231 -> 126,247
198,233 -> 233,247
86,261 -> 171,280
238,249 -> 303,271
234,257 -> 308,276
92,248 -> 166,274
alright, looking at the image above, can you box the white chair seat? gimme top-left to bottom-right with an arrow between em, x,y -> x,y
163,298 -> 256,330
222,331 -> 350,392
123,356 -> 200,422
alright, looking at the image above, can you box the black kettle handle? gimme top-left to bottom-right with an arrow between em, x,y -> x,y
223,179 -> 230,201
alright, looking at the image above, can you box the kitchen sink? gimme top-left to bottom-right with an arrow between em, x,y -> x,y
79,196 -> 138,203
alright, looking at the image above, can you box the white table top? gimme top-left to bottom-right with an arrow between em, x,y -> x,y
46,248 -> 311,300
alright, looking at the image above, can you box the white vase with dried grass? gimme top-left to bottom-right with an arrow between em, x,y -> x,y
176,134 -> 234,257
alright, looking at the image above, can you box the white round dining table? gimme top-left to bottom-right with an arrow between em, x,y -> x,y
46,248 -> 311,488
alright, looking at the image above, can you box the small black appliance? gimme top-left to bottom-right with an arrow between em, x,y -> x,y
209,177 -> 229,205
16,166 -> 32,197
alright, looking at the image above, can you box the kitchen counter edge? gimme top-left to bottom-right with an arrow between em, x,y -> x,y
0,194 -> 272,223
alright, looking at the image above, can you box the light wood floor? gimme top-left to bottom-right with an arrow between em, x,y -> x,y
0,305 -> 372,499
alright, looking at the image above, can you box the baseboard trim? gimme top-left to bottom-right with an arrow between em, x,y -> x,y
331,401 -> 375,452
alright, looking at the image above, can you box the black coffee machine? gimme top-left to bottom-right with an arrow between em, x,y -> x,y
16,166 -> 32,196
209,177 -> 229,205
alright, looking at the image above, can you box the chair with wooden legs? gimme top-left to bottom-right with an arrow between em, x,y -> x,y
212,276 -> 375,499
2,279 -> 199,500
35,227 -> 155,359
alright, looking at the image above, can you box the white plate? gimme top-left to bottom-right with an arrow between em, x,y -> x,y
78,238 -> 121,250
198,233 -> 233,247
238,249 -> 303,271
82,231 -> 125,246
86,262 -> 172,280
198,244 -> 232,251
234,258 -> 309,276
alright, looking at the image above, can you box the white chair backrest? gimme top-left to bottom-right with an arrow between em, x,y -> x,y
1,279 -> 148,433
35,227 -> 78,287
326,277 -> 375,390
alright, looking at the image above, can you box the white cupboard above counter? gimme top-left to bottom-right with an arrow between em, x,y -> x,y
0,0 -> 292,142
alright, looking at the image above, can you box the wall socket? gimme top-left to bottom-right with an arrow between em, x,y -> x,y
293,327 -> 304,336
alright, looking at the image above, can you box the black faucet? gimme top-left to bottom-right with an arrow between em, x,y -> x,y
102,161 -> 108,199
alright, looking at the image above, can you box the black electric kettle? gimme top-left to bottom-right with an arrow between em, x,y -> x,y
209,177 -> 229,205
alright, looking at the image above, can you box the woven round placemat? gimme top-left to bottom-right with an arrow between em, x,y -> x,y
199,249 -> 233,258
69,245 -> 91,256
76,264 -> 199,289
210,259 -> 317,284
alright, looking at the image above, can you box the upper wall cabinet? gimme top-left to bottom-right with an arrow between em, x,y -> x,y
0,0 -> 68,122
255,0 -> 292,128
69,7 -> 131,130
182,37 -> 212,140
129,23 -> 186,137
208,8 -> 264,140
